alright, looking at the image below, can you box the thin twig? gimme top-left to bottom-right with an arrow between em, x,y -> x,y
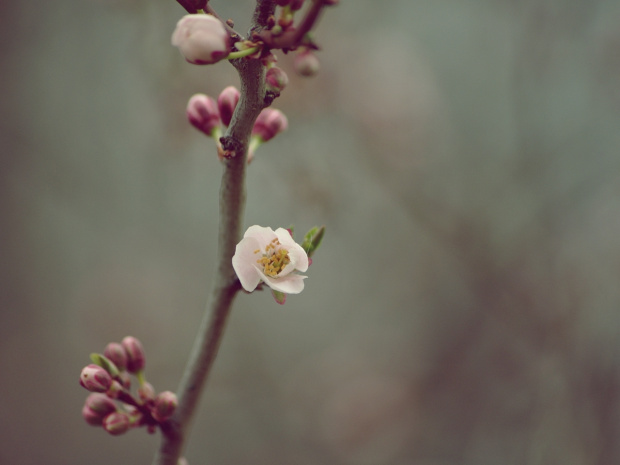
256,0 -> 328,51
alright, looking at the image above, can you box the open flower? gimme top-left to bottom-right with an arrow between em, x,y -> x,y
232,226 -> 309,294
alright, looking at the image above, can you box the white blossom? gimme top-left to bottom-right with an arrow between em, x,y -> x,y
232,226 -> 309,294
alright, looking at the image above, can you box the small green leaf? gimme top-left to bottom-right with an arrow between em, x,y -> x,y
302,225 -> 325,257
90,353 -> 120,378
301,226 -> 318,252
309,225 -> 325,257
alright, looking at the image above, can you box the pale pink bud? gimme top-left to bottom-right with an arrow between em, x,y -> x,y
82,393 -> 117,426
121,336 -> 145,373
138,382 -> 156,402
294,49 -> 320,77
80,364 -> 113,393
103,342 -> 128,371
265,67 -> 289,93
252,108 -> 288,142
82,404 -> 104,426
172,14 -> 231,65
103,411 -> 131,436
187,94 -> 221,136
152,391 -> 178,422
217,86 -> 240,127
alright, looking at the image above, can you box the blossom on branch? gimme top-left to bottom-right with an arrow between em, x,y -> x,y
232,226 -> 309,294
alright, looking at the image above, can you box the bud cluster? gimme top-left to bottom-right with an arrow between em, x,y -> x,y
79,336 -> 178,437
186,86 -> 288,163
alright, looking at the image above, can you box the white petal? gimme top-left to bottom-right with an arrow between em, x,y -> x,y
245,225 -> 276,249
275,228 -> 309,272
258,269 -> 307,294
232,237 -> 262,292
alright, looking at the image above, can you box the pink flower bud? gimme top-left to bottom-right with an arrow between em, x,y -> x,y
252,108 -> 288,142
138,382 -> 156,402
294,49 -> 320,77
275,0 -> 291,6
187,94 -> 221,136
152,391 -> 178,422
103,411 -> 131,436
121,336 -> 145,373
103,342 -> 128,371
217,86 -> 240,127
80,364 -> 113,393
265,67 -> 289,94
82,393 -> 117,426
172,14 -> 231,65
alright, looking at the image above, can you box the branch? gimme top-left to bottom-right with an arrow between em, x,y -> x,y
256,0 -> 329,51
152,3 -> 275,465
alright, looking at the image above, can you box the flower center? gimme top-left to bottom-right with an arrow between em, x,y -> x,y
254,238 -> 291,277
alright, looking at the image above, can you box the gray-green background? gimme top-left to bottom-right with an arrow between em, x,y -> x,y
2,0 -> 620,464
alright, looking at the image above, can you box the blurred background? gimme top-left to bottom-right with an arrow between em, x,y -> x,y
2,0 -> 620,464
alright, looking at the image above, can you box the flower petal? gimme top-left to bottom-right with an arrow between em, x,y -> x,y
245,225 -> 277,249
275,228 -> 309,272
255,266 -> 307,294
232,237 -> 262,292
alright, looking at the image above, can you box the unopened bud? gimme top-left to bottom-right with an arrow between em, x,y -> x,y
252,108 -> 288,142
82,393 -> 117,426
80,364 -> 113,393
121,336 -> 146,374
153,391 -> 178,422
217,86 -> 240,127
103,342 -> 128,372
172,14 -> 231,65
266,67 -> 289,94
187,94 -> 221,136
324,0 -> 339,5
275,0 -> 291,6
103,411 -> 131,436
294,49 -> 320,77
138,382 -> 156,402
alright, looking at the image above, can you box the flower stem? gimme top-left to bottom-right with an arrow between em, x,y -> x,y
226,46 -> 260,60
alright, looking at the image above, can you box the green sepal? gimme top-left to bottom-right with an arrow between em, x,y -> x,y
301,225 -> 325,257
271,289 -> 286,305
90,353 -> 120,378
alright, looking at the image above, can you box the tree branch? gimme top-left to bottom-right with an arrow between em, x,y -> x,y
256,0 -> 328,51
152,3 -> 275,465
